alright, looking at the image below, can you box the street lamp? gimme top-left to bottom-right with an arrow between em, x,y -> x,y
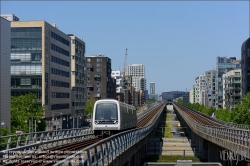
1,122 -> 5,126
70,116 -> 75,129
77,116 -> 82,128
52,112 -> 63,130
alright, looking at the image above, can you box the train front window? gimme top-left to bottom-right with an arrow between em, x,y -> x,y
95,103 -> 118,120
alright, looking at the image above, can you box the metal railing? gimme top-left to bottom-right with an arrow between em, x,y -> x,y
137,101 -> 163,120
179,103 -> 250,130
0,128 -> 92,152
174,103 -> 250,159
54,101 -> 166,166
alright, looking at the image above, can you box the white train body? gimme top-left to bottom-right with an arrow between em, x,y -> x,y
92,99 -> 137,136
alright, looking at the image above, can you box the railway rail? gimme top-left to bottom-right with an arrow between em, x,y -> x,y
174,103 -> 250,130
175,103 -> 222,127
1,102 -> 166,166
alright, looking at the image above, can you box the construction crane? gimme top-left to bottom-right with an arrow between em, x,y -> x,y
123,48 -> 128,77
123,48 -> 128,103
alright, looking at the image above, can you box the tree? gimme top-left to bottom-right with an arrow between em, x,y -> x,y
85,97 -> 97,117
0,127 -> 11,137
11,93 -> 44,133
215,108 -> 231,122
230,93 -> 250,125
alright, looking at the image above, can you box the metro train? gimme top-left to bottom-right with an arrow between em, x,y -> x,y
92,99 -> 137,137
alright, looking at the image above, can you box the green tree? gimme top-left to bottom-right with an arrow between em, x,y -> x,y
0,127 -> 12,150
230,93 -> 250,125
215,108 -> 231,122
11,93 -> 44,133
0,127 -> 11,136
85,97 -> 97,116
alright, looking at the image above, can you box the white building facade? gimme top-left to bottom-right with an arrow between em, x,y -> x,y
204,70 -> 218,108
111,70 -> 123,93
0,17 -> 11,128
125,64 -> 146,92
189,88 -> 194,104
194,74 -> 206,105
150,82 -> 155,94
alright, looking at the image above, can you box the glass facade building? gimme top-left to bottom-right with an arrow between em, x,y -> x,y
11,21 -> 72,130
216,57 -> 241,108
241,38 -> 250,97
11,27 -> 42,101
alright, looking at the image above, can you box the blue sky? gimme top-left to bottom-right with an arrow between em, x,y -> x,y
2,1 -> 249,94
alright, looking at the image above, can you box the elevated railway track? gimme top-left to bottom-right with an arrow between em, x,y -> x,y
1,101 -> 166,166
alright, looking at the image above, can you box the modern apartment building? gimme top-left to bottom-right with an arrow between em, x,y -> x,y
204,70 -> 217,108
123,75 -> 133,105
139,90 -> 145,105
222,69 -> 241,109
189,88 -> 194,104
68,35 -> 86,118
216,57 -> 241,108
0,17 -> 11,128
111,70 -> 124,101
125,64 -> 146,92
241,38 -> 250,97
150,82 -> 155,94
86,55 -> 116,100
11,21 -> 72,128
194,74 -> 206,105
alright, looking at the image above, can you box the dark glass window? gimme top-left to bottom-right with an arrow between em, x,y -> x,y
95,102 -> 118,120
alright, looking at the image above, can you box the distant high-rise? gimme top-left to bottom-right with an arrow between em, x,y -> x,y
194,74 -> 206,105
0,17 -> 11,128
204,70 -> 217,108
241,37 -> 250,97
125,64 -> 146,92
150,82 -> 155,94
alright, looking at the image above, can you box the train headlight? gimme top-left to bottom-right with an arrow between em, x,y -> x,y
113,121 -> 118,124
94,121 -> 99,124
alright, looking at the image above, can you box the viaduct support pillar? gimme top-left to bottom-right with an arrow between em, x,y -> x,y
207,141 -> 219,162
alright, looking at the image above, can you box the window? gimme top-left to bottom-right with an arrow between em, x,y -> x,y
87,58 -> 91,62
95,103 -> 118,120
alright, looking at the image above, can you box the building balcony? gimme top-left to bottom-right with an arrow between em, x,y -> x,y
230,99 -> 241,103
232,93 -> 241,96
94,74 -> 101,78
87,65 -> 93,69
232,81 -> 241,83
11,85 -> 42,89
87,84 -> 93,87
95,93 -> 101,98
94,75 -> 101,81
